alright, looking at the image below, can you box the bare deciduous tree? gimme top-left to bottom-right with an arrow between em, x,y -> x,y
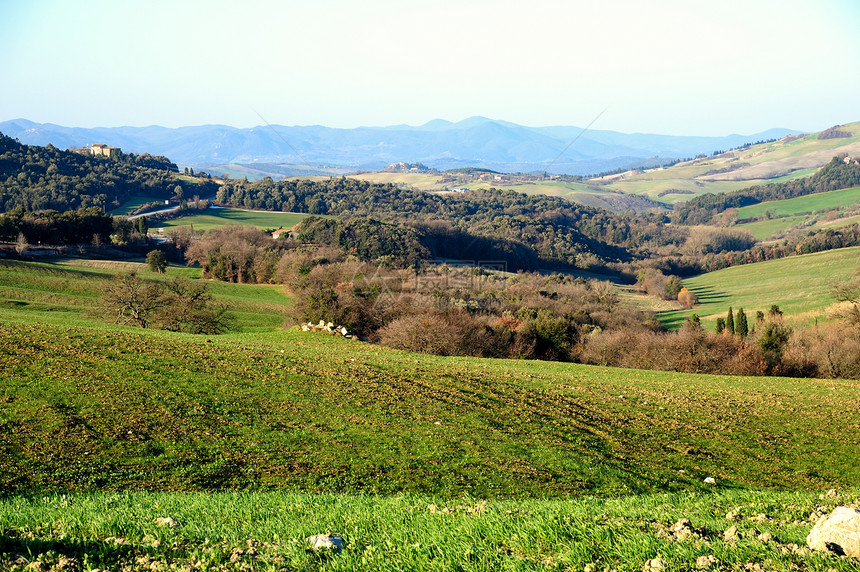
101,272 -> 164,328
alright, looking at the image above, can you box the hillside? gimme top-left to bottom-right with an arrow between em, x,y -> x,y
0,132 -> 216,213
657,246 -> 860,329
349,123 -> 860,212
0,259 -> 858,497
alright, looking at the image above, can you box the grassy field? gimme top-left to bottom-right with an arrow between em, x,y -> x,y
1,259 -> 859,499
737,212 -> 860,242
2,257 -> 859,569
737,186 -> 860,221
1,489 -> 857,571
156,207 -> 313,232
735,216 -> 808,241
659,246 -> 860,329
108,196 -> 159,216
0,258 -> 292,332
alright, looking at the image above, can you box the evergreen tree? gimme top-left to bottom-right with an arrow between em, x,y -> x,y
736,307 -> 748,337
726,307 -> 735,335
137,216 -> 148,236
715,317 -> 726,333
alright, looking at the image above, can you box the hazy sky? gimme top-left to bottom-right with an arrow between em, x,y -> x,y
2,0 -> 859,135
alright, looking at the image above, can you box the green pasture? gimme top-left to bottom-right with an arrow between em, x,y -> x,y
660,246 -> 860,329
1,489 -> 857,571
737,186 -> 860,221
0,258 -> 292,332
1,259 -> 859,499
156,207 -> 312,232
108,196 -> 160,216
735,216 -> 807,241
1,257 -> 859,570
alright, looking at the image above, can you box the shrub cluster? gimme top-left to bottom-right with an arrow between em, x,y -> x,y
278,247 -> 657,361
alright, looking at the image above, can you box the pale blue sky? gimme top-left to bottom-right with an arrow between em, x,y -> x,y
2,0 -> 858,135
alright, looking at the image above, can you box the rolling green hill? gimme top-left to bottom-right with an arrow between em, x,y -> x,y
0,259 -> 858,499
0,258 -> 293,332
659,246 -> 860,329
736,186 -> 860,221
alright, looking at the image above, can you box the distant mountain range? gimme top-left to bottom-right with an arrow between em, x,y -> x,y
0,117 -> 798,175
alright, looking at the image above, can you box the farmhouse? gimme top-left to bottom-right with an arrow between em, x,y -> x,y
89,143 -> 121,158
272,228 -> 291,239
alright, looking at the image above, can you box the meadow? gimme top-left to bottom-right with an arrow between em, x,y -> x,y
659,246 -> 860,329
1,257 -> 858,570
736,186 -> 860,222
155,207 -> 313,233
1,489 -> 857,571
108,196 -> 159,216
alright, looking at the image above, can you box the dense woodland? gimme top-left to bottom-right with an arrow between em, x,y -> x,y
0,133 -> 217,212
216,176 -> 683,271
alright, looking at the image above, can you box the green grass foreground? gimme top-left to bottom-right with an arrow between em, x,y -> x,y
1,315 -> 858,497
1,490 -> 858,571
0,257 -> 859,497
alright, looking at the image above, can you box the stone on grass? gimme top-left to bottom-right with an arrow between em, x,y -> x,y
696,554 -> 717,569
806,506 -> 860,557
642,557 -> 667,571
154,517 -> 179,528
703,477 -> 716,485
723,525 -> 739,541
672,518 -> 695,541
306,534 -> 345,553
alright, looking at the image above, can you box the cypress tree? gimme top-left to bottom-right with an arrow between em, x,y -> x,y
726,307 -> 735,335
736,307 -> 748,337
715,317 -> 726,333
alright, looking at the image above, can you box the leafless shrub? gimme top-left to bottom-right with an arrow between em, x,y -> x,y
377,310 -> 498,357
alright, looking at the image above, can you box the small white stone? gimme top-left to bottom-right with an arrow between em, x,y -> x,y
306,534 -> 345,553
703,477 -> 716,485
154,517 -> 179,528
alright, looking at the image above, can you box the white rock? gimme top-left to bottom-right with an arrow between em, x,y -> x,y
642,557 -> 667,571
306,534 -> 345,553
703,477 -> 716,485
154,517 -> 179,528
341,327 -> 348,336
806,506 -> 860,557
